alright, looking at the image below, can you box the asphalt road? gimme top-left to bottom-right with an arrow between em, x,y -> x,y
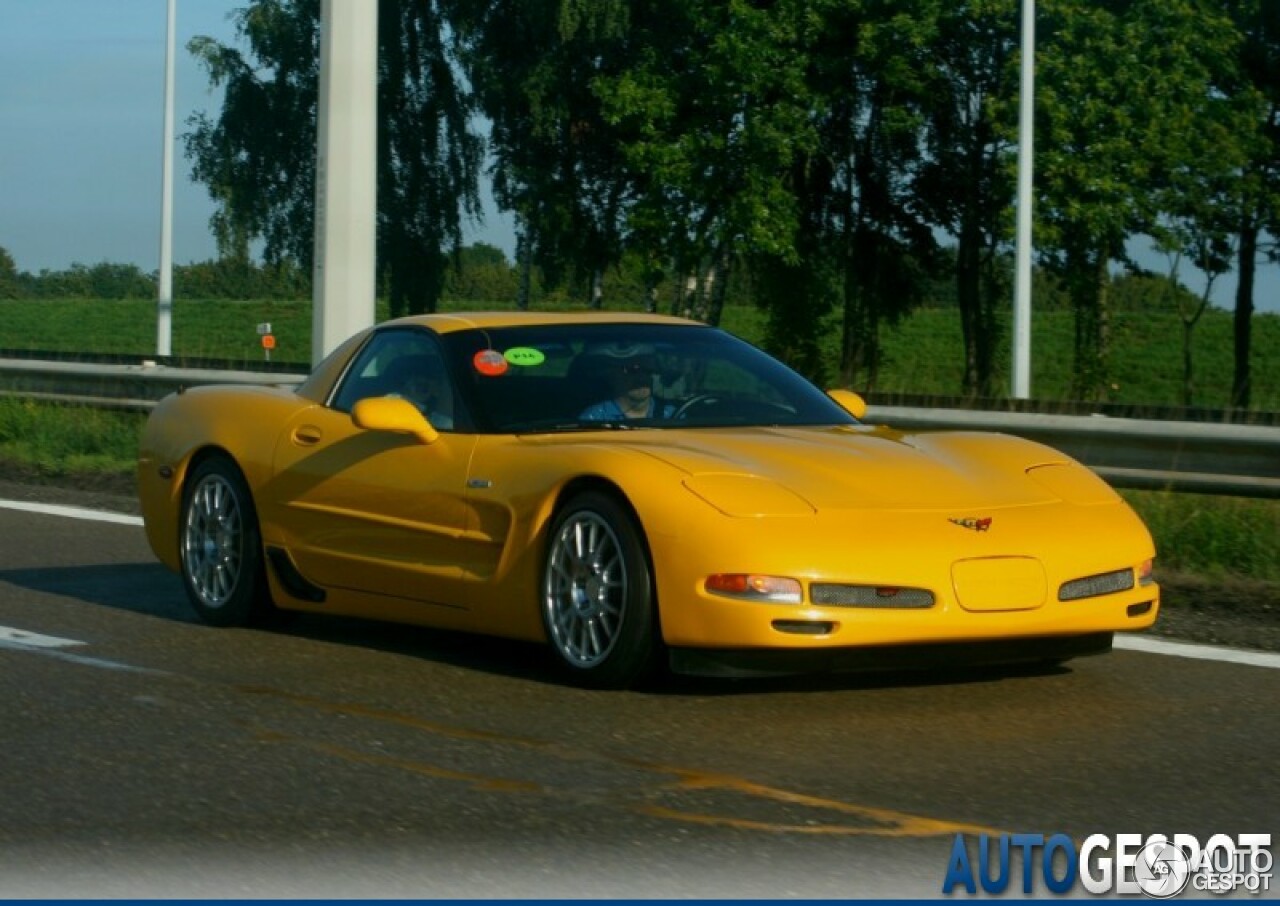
0,499 -> 1276,898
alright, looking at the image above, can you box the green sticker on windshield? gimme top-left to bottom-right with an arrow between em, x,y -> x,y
504,347 -> 546,367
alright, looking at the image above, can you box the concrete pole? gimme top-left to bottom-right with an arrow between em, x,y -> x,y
1011,0 -> 1035,399
156,0 -> 175,358
312,0 -> 378,366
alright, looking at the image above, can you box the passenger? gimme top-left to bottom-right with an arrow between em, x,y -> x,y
395,357 -> 455,429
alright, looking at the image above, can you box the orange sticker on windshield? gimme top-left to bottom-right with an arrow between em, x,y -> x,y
473,349 -> 509,376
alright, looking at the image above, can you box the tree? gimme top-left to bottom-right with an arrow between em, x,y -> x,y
917,0 -> 1019,398
596,0 -> 848,375
84,262 -> 156,299
457,0 -> 633,309
378,0 -> 484,315
442,242 -> 519,302
1222,0 -> 1280,409
1158,251 -> 1222,407
687,0 -> 831,366
1147,83 -> 1250,408
0,246 -> 18,299
186,0 -> 482,316
1135,0 -> 1256,410
821,1 -> 943,390
1035,0 -> 1242,401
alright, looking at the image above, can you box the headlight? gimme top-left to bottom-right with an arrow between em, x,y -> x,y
705,574 -> 803,603
1138,558 -> 1155,586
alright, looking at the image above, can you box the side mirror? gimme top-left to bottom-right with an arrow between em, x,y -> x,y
351,397 -> 440,445
826,388 -> 867,420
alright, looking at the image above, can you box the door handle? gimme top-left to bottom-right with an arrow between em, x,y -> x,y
292,425 -> 322,446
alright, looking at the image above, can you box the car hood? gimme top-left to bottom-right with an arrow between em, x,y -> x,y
609,425 -> 1069,511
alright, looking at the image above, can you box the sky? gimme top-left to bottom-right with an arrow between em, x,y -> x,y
0,0 -> 255,272
0,0 -> 513,276
0,0 -> 1275,314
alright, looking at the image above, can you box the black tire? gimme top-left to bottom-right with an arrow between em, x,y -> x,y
541,491 -> 660,688
178,455 -> 270,627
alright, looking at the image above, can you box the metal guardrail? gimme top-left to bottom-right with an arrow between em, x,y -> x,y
0,357 -> 305,410
2,358 -> 1278,498
872,406 -> 1280,499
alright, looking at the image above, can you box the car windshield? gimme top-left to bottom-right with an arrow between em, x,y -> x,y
439,322 -> 858,434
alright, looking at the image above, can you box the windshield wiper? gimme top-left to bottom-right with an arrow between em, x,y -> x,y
524,420 -> 642,433
573,420 -> 639,431
509,418 -> 661,434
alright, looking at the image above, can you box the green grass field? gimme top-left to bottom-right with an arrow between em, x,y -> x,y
1,296 -> 1276,581
3,296 -> 1278,410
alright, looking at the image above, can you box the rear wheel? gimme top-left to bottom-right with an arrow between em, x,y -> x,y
541,492 -> 659,688
179,455 -> 269,626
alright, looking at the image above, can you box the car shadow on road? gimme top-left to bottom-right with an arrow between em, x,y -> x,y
0,562 -> 1077,694
0,562 -> 197,623
282,611 -> 565,684
649,659 -> 1075,696
278,613 -> 1074,695
0,560 -> 563,682
286,609 -> 1079,694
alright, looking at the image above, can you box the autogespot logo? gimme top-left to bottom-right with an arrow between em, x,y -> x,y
1134,839 -> 1192,898
942,832 -> 1273,897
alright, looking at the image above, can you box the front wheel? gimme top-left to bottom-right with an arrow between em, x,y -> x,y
179,455 -> 269,627
541,492 -> 659,688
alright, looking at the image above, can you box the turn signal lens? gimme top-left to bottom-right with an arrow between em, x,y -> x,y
705,574 -> 802,603
1138,559 -> 1155,586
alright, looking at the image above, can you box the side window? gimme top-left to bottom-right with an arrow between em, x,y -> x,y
330,330 -> 457,430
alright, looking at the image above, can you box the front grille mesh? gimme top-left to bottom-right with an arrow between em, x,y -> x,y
810,584 -> 936,609
1058,568 -> 1135,602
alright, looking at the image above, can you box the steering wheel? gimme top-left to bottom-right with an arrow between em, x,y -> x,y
673,394 -> 722,419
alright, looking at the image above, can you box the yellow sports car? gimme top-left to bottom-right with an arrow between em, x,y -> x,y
138,312 -> 1159,687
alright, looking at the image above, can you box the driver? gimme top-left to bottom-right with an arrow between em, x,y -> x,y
579,343 -> 675,421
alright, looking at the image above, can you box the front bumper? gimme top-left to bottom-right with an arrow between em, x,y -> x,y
647,500 -> 1160,650
669,631 -> 1116,678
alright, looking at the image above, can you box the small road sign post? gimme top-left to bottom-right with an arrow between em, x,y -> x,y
258,323 -> 275,362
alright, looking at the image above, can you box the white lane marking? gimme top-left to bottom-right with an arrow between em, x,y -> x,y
0,641 -> 167,674
3,498 -> 1278,672
1115,633 -> 1280,670
0,626 -> 164,674
0,498 -> 143,526
0,625 -> 85,648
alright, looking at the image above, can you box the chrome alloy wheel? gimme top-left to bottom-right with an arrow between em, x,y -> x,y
181,473 -> 244,610
544,511 -> 628,668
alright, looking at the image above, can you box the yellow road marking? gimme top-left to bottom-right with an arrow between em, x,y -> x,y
242,685 -> 1002,838
634,767 -> 1002,836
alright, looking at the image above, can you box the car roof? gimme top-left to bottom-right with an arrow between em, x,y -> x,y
380,311 -> 702,335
